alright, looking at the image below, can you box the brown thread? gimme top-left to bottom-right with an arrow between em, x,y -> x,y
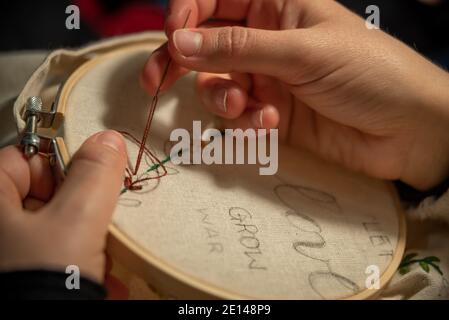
121,9 -> 192,192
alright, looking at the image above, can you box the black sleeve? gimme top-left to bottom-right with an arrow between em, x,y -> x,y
0,270 -> 107,300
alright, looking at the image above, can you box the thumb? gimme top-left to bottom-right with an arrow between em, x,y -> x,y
169,27 -> 310,83
48,130 -> 126,227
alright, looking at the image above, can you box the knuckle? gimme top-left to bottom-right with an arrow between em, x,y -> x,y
216,26 -> 250,58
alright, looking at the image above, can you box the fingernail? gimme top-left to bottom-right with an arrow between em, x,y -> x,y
214,88 -> 228,113
95,131 -> 124,153
173,30 -> 203,57
252,110 -> 264,128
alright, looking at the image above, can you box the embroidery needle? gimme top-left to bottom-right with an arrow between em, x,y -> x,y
132,9 -> 192,176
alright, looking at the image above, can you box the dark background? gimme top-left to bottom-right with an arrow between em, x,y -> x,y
0,0 -> 448,67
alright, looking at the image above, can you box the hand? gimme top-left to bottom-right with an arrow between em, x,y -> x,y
0,131 -> 126,283
142,0 -> 449,191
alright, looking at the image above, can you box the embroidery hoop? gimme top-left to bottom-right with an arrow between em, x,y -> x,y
14,33 -> 406,300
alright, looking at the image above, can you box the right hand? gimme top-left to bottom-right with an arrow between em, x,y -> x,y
141,0 -> 449,191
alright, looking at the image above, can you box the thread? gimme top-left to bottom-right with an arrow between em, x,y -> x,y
119,131 -> 168,192
121,155 -> 172,195
120,9 -> 192,192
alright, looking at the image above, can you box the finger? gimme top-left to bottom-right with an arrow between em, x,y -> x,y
141,44 -> 191,96
196,74 -> 249,119
199,20 -> 245,29
29,153 -> 54,202
169,27 -> 308,83
251,75 -> 293,142
0,146 -> 54,210
0,146 -> 29,208
165,0 -> 252,36
23,197 -> 46,211
48,131 -> 127,229
197,71 -> 252,90
221,104 -> 280,131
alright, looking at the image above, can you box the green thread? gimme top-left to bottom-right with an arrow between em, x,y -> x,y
120,155 -> 172,195
399,253 -> 443,276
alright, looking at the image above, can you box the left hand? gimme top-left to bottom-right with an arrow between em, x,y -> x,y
0,131 -> 126,283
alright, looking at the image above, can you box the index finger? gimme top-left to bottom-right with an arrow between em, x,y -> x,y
165,0 -> 252,36
0,146 -> 54,210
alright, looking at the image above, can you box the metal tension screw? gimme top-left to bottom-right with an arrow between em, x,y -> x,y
21,96 -> 43,158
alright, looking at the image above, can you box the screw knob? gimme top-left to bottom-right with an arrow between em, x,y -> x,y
21,96 -> 43,158
25,96 -> 43,114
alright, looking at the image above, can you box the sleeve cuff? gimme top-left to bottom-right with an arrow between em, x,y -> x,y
0,270 -> 107,300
